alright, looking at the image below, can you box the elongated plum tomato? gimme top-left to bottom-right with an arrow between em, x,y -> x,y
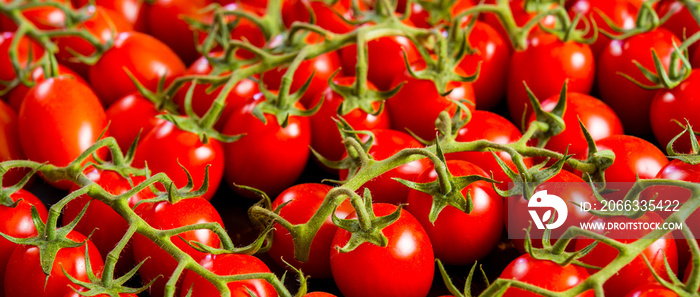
309,77 -> 390,163
499,254 -> 593,297
575,212 -> 678,297
132,120 -> 224,201
447,110 -> 532,191
88,31 -> 185,106
597,28 -> 681,136
268,183 -> 354,278
62,169 -> 153,275
0,189 -> 48,297
105,93 -> 163,152
0,100 -> 28,187
650,69 -> 700,153
338,129 -> 431,205
18,75 -> 109,190
180,253 -> 278,297
4,230 -> 105,297
330,203 -> 434,297
507,33 -> 594,125
133,197 -> 223,297
222,92 -> 311,198
406,160 -> 503,265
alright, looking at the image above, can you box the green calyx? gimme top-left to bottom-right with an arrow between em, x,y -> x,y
492,147 -> 570,201
540,5 -> 598,44
437,259 -> 490,297
525,80 -> 568,148
599,0 -> 668,40
618,41 -> 692,91
666,120 -> 700,164
312,117 -> 376,177
328,70 -> 399,116
523,225 -> 600,269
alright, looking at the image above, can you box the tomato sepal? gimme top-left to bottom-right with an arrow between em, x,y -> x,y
666,120 -> 700,165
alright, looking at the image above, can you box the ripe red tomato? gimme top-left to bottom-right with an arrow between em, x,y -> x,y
18,75 -> 109,189
282,0 -> 359,34
62,169 -> 153,275
54,6 -> 133,76
338,129 -> 431,205
650,69 -> 700,153
597,28 -> 681,136
592,135 -> 669,183
507,33 -> 595,124
387,69 -> 476,141
575,212 -> 678,297
268,183 -> 354,278
448,110 -> 532,191
457,20 -> 510,110
340,35 -> 420,90
6,64 -> 86,113
145,0 -> 211,64
657,0 -> 699,53
0,32 -> 44,94
526,92 -> 624,167
481,0 -> 559,48
0,100 -> 27,187
71,0 -> 147,31
624,283 -> 680,297
132,120 -> 224,201
0,189 -> 48,295
88,31 -> 186,106
309,76 -> 390,162
329,203 -> 434,297
567,0 -> 640,57
405,160 -> 503,265
221,93 -> 311,198
105,93 -> 163,152
498,254 -> 593,297
4,230 -> 105,297
179,253 -> 278,297
133,197 -> 223,297
173,54 -> 258,131
0,0 -> 67,31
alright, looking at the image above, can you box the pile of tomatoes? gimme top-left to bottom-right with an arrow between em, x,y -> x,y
1,0 -> 700,296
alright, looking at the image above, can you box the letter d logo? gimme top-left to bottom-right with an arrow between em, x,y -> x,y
528,190 -> 568,230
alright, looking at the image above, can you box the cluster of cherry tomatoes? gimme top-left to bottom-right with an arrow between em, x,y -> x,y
1,0 -> 700,296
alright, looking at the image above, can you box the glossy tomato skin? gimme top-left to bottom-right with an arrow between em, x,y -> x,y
105,93 -> 163,152
657,0 -> 700,53
4,230 -> 105,297
338,129 -> 431,205
132,120 -> 224,201
6,64 -> 86,113
88,31 -> 186,106
499,254 -> 593,297
405,160 -> 503,265
650,70 -> 700,153
71,0 -> 147,31
330,203 -> 434,297
62,169 -> 153,275
133,197 -> 223,297
0,189 -> 48,297
597,29 -> 681,136
567,0 -> 640,57
387,70 -> 476,141
0,100 -> 27,187
526,92 -> 624,167
457,21 -> 510,110
507,33 -> 595,124
340,35 -> 419,90
624,283 -> 683,297
268,183 -> 354,279
575,213 -> 678,297
0,0 -> 67,31
179,253 -> 278,297
173,55 -> 258,131
222,93 -> 311,198
282,0 -> 358,34
593,135 -> 669,183
146,0 -> 211,65
448,110 -> 532,191
0,32 -> 45,94
309,77 -> 390,162
18,76 -> 109,189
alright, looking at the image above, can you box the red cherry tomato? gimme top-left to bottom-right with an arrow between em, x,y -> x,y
88,31 -> 185,106
650,69 -> 700,153
0,189 -> 48,293
222,93 -> 311,198
387,70 -> 476,141
132,120 -> 225,201
481,0 -> 559,49
18,75 -> 109,190
0,100 -> 28,187
6,64 -> 86,113
597,28 -> 681,136
338,129 -> 432,205
657,0 -> 700,53
499,254 -> 593,297
0,32 -> 45,94
448,110 -> 532,191
0,0 -> 67,31
105,93 -> 164,152
624,283 -> 680,297
340,35 -> 420,90
268,183 -> 354,279
575,212 -> 678,297
179,253 -> 278,297
4,230 -> 105,297
593,135 -> 669,183
309,76 -> 390,162
282,0 -> 359,34
133,197 -> 223,297
567,0 -> 640,57
62,169 -> 153,275
145,0 -> 211,65
71,0 -> 147,31
329,203 -> 434,297
507,33 -> 595,125
405,160 -> 503,265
